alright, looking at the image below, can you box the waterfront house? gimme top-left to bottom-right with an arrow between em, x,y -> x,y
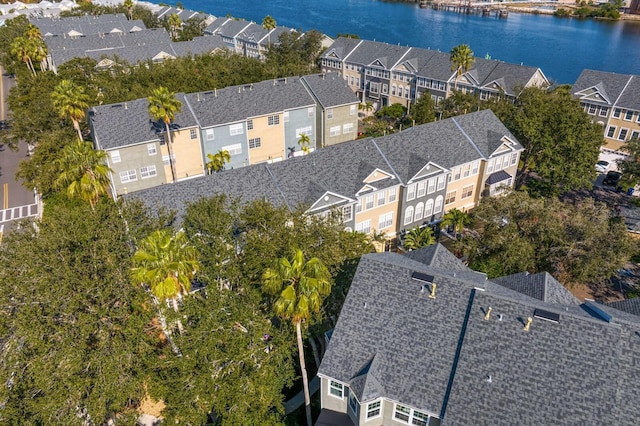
321,37 -> 549,109
572,69 -> 640,154
317,243 -> 640,425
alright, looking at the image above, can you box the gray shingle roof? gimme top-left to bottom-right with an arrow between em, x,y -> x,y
572,69 -> 633,106
604,298 -> 640,317
491,271 -> 581,305
301,73 -> 359,109
319,245 -> 640,424
184,77 -> 315,128
451,109 -> 522,157
343,39 -> 410,68
321,37 -> 362,61
615,75 -> 640,111
31,14 -> 140,36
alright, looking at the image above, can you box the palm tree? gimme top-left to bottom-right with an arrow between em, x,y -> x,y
441,208 -> 472,239
148,87 -> 182,183
262,249 -> 332,426
51,80 -> 91,142
450,44 -> 474,90
168,13 -> 182,40
359,101 -> 374,114
54,140 -> 112,209
130,229 -> 200,313
10,36 -> 36,77
298,133 -> 311,154
262,15 -> 277,47
403,226 -> 436,250
206,149 -> 231,174
124,0 -> 134,20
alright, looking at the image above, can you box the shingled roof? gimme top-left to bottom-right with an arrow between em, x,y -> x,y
319,244 -> 640,424
572,69 -> 633,106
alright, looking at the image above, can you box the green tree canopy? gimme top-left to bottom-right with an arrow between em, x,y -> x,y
148,86 -> 182,182
410,94 -> 436,125
403,225 -> 436,251
441,208 -> 472,239
206,149 -> 231,174
51,79 -> 91,141
450,44 -> 475,77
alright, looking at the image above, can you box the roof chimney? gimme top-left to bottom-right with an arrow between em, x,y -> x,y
429,283 -> 436,299
484,307 -> 492,321
523,317 -> 532,332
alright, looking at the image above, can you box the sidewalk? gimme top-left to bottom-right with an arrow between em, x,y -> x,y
284,376 -> 320,415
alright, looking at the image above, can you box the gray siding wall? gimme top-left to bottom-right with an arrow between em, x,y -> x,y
201,123 -> 248,170
399,174 -> 448,232
284,107 -> 315,153
107,143 -> 166,196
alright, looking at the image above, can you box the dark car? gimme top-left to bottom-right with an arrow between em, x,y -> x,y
603,170 -> 622,186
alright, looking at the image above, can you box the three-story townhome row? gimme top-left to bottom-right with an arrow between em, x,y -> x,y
321,37 -> 549,109
573,69 -> 640,154
129,109 -> 522,247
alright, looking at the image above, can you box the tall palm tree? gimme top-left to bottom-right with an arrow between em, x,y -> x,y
54,140 -> 112,209
124,0 -> 134,20
206,149 -> 231,174
130,229 -> 200,313
51,80 -> 91,141
10,36 -> 36,77
298,133 -> 311,154
449,44 -> 474,90
403,226 -> 436,250
262,249 -> 332,426
262,15 -> 277,47
441,208 -> 472,239
148,87 -> 182,183
168,13 -> 182,40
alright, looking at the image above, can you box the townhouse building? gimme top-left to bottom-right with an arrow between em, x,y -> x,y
572,69 -> 640,153
317,243 -> 640,425
130,110 -> 521,247
89,95 -> 204,197
321,37 -> 549,109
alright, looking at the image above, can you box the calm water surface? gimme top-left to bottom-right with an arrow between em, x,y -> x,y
178,0 -> 640,84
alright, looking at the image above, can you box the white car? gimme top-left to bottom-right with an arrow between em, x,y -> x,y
595,160 -> 610,174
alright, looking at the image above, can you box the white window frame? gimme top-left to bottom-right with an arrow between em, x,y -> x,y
355,219 -> 371,234
631,130 -> 640,140
308,107 -> 314,117
387,187 -> 397,202
427,178 -> 436,194
462,164 -> 471,178
445,190 -> 456,205
189,128 -> 197,139
247,119 -> 253,130
461,185 -> 474,199
205,128 -> 215,141
267,115 -> 280,126
348,390 -> 359,416
296,126 -> 313,137
330,126 -> 341,137
229,123 -> 244,136
327,108 -> 334,119
221,143 -> 242,156
329,380 -> 344,399
424,199 -> 434,217
436,176 -> 445,191
147,144 -> 157,156
406,184 -> 416,201
377,191 -> 386,206
614,108 -> 622,118
510,152 -> 518,166
343,123 -> 354,134
367,400 -> 382,420
453,167 -> 461,181
365,195 -> 374,210
378,212 -> 393,229
393,403 -> 432,426
342,205 -> 353,222
350,104 -> 357,115
417,181 -> 426,198
625,110 -> 634,121
110,150 -> 121,163
404,206 -> 414,226
619,128 -> 629,141
140,165 -> 157,179
434,195 -> 443,214
588,104 -> 597,115
249,138 -> 261,149
607,126 -> 617,138
599,106 -> 609,117
487,158 -> 495,173
283,111 -> 290,122
414,202 -> 424,221
119,169 -> 137,183
472,160 -> 479,174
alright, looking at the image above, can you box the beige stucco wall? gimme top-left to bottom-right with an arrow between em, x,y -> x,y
171,127 -> 205,179
247,113 -> 286,164
444,160 -> 481,213
353,186 -> 400,238
605,110 -> 640,152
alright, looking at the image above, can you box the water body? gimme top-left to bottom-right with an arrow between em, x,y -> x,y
178,0 -> 640,84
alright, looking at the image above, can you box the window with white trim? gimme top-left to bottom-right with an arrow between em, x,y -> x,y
147,144 -> 157,156
330,126 -> 341,137
387,187 -> 397,202
510,152 -> 518,166
436,176 -> 445,191
453,167 -> 461,181
631,130 -> 640,140
619,128 -> 629,141
393,404 -> 432,426
487,158 -> 495,173
348,391 -> 359,416
267,115 -> 279,126
434,195 -> 443,214
283,111 -> 289,122
625,110 -> 634,121
329,381 -> 344,398
365,195 -> 374,210
588,104 -> 597,115
190,128 -> 197,139
119,169 -> 137,183
350,104 -> 356,115
472,160 -> 479,174
404,206 -> 414,225
162,155 -> 170,165
222,143 -> 242,156
308,107 -> 314,117
247,119 -> 253,130
394,404 -> 411,422
378,212 -> 393,229
355,220 -> 371,234
229,123 -> 244,136
249,138 -> 261,149
427,178 -> 435,194
140,165 -> 157,179
462,164 -> 471,178
461,185 -> 474,199
445,190 -> 456,205
205,128 -> 215,141
417,181 -> 426,197
495,156 -> 503,171
327,108 -> 334,119
110,150 -> 121,163
296,126 -> 313,137
342,205 -> 353,222
424,199 -> 434,217
343,123 -> 354,133
614,108 -> 622,118
377,191 -> 386,206
599,106 -> 609,117
607,126 -> 617,138
414,202 -> 424,221
406,184 -> 416,201
367,400 -> 382,419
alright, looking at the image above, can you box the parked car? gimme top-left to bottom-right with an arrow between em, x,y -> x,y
595,160 -> 610,173
603,170 -> 622,186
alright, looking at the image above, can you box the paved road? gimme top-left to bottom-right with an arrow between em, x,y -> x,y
0,68 -> 39,237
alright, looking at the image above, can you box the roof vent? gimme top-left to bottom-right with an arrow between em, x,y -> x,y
523,317 -> 532,332
411,272 -> 434,283
584,299 -> 612,323
533,308 -> 559,323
